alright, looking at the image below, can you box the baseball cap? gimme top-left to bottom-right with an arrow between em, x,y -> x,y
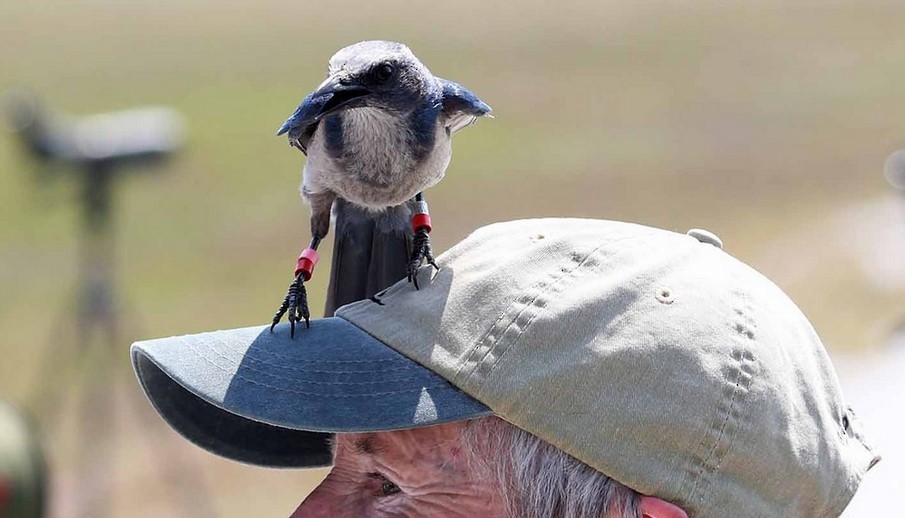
131,218 -> 879,516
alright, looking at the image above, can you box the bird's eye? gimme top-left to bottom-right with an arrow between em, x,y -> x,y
374,63 -> 394,83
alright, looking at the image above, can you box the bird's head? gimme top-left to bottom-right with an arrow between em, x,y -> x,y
324,41 -> 435,111
277,41 -> 435,139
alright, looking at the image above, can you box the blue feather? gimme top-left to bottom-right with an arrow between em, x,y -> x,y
408,101 -> 441,161
322,114 -> 344,159
438,78 -> 492,117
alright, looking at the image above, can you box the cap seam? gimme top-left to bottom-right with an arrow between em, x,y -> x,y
680,288 -> 758,509
452,292 -> 538,386
451,248 -> 590,387
463,239 -> 621,390
214,330 -> 415,364
181,336 -> 458,396
231,374 -> 461,398
206,334 -> 426,375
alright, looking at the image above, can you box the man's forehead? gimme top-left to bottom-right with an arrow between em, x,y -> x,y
333,432 -> 391,458
350,435 -> 384,455
336,423 -> 467,457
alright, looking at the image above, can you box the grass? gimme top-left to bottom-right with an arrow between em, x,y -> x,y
2,0 -> 905,515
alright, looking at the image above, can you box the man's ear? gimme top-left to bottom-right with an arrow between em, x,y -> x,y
638,496 -> 688,518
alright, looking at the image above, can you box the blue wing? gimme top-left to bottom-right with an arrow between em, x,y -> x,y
438,78 -> 492,133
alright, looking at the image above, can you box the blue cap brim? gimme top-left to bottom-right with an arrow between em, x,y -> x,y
131,318 -> 492,468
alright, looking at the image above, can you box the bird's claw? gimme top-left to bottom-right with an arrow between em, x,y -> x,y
270,273 -> 310,339
407,227 -> 438,290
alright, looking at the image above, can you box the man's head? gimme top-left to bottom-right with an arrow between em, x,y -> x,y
293,417 -> 687,518
132,218 -> 879,517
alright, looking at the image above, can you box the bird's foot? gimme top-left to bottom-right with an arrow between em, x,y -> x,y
271,247 -> 319,339
270,273 -> 310,338
407,226 -> 438,290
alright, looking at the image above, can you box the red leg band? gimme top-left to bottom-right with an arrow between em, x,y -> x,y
0,478 -> 9,507
412,213 -> 432,233
294,248 -> 319,281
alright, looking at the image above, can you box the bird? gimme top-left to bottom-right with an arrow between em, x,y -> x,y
270,40 -> 492,337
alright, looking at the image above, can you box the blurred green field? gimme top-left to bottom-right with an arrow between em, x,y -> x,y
2,0 -> 905,516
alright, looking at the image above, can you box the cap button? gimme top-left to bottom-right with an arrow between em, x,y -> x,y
687,228 -> 723,249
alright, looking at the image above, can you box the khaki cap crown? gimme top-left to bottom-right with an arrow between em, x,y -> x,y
338,218 -> 879,517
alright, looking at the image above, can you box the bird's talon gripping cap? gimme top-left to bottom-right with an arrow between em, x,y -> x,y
131,218 -> 878,517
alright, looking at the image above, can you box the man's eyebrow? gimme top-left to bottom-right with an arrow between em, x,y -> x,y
353,436 -> 385,456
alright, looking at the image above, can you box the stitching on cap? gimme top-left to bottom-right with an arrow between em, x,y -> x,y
179,337 -> 457,397
696,350 -> 754,488
465,240 -> 617,386
452,233 -> 649,387
199,336 -> 432,385
186,336 -> 440,388
208,334 -> 422,374
682,290 -> 757,506
452,292 -> 533,385
458,248 -> 588,384
204,332 -> 412,364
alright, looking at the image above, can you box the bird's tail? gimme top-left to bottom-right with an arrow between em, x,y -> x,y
323,198 -> 412,316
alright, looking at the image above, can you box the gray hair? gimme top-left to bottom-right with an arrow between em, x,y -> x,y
462,417 -> 640,518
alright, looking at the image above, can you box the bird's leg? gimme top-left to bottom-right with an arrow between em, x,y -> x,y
271,190 -> 334,338
406,192 -> 438,290
270,236 -> 321,338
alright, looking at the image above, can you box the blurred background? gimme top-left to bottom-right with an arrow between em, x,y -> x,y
1,0 -> 903,515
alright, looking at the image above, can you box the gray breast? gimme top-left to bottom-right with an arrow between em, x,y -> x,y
302,108 -> 451,210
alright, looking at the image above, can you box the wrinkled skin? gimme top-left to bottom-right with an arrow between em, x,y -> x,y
290,422 -> 505,517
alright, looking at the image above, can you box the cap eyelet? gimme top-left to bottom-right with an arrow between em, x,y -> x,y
656,287 -> 675,304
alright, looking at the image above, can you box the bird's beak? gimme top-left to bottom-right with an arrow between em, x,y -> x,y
276,75 -> 371,137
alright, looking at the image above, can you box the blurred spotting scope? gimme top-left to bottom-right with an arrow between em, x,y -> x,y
2,88 -> 185,169
0,401 -> 46,518
885,150 -> 905,192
